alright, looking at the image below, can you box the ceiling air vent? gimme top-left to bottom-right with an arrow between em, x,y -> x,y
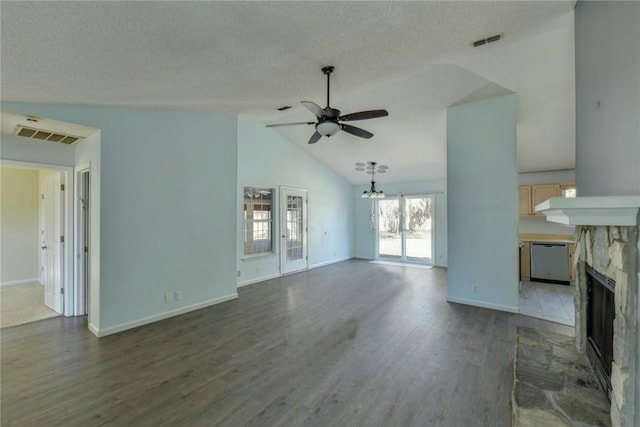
14,125 -> 81,145
473,33 -> 503,48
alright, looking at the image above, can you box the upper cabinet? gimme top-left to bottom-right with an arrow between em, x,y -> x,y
519,183 -> 571,217
518,186 -> 532,216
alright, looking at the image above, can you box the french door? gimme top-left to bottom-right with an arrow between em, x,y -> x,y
280,187 -> 308,275
377,195 -> 434,264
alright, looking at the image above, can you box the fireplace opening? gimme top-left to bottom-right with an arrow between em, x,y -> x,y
585,266 -> 615,399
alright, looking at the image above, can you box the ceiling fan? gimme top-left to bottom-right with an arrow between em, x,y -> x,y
267,66 -> 389,144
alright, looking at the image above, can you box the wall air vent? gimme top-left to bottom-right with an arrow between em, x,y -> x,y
473,33 -> 503,47
14,125 -> 81,145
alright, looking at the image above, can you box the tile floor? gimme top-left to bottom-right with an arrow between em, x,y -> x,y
519,280 -> 575,327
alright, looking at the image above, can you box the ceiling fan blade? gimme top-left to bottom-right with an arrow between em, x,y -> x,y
339,109 -> 389,122
301,101 -> 325,118
308,131 -> 323,144
266,121 -> 314,128
341,124 -> 374,139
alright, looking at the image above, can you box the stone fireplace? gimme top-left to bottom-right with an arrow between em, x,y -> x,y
538,196 -> 640,426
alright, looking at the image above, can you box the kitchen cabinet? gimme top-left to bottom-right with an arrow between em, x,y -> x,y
519,184 -> 563,216
568,243 -> 576,282
518,186 -> 532,216
520,241 -> 531,279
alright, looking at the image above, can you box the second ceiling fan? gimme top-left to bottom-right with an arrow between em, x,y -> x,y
267,66 -> 389,144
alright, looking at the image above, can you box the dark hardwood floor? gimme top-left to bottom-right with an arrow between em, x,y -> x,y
1,260 -> 573,426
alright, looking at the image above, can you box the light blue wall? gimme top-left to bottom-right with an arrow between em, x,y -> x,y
518,169 -> 576,235
2,102 -> 238,334
575,2 -> 640,425
575,1 -> 640,197
447,94 -> 519,312
353,180 -> 448,267
237,118 -> 354,286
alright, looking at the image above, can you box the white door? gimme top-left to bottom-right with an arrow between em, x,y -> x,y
42,173 -> 64,313
280,187 -> 308,275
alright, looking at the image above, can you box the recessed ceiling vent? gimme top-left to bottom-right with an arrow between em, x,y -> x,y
473,33 -> 503,47
14,125 -> 81,144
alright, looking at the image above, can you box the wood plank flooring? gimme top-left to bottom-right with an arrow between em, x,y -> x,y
1,260 -> 573,426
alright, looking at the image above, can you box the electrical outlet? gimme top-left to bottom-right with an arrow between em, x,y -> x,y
472,284 -> 479,293
237,270 -> 241,277
164,292 -> 173,303
175,291 -> 182,301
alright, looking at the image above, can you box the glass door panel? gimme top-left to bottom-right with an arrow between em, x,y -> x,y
378,198 -> 402,259
377,195 -> 434,264
280,187 -> 308,275
286,195 -> 304,262
405,196 -> 432,263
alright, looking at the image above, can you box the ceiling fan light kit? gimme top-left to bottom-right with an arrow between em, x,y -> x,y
316,121 -> 341,137
267,66 -> 389,144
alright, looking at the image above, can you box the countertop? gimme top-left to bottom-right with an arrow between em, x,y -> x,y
519,233 -> 575,244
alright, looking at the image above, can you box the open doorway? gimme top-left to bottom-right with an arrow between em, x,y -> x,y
377,194 -> 435,265
1,165 -> 70,328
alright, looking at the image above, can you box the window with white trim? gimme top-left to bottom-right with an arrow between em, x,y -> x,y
243,187 -> 273,256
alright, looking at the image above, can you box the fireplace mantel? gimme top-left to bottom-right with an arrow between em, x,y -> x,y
535,196 -> 640,226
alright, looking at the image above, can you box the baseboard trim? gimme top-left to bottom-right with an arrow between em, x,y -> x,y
0,278 -> 41,287
88,322 -> 100,337
92,293 -> 239,337
237,257 -> 353,288
237,273 -> 280,288
308,256 -> 352,270
446,296 -> 519,314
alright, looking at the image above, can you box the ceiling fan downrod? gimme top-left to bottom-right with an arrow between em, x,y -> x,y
322,66 -> 334,109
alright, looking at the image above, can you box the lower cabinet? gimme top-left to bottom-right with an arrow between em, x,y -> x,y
520,242 -> 531,279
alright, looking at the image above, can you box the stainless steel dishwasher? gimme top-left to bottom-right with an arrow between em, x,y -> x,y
530,242 -> 569,284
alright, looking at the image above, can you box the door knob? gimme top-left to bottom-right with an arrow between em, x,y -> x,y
41,245 -> 48,250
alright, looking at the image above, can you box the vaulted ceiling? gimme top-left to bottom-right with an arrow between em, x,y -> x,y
1,1 -> 576,185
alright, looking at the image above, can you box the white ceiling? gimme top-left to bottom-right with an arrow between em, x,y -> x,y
0,1 -> 576,185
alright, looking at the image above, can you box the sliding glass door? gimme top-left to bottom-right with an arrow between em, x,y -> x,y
377,195 -> 434,264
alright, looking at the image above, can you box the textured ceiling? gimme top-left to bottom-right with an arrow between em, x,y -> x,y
1,1 -> 576,185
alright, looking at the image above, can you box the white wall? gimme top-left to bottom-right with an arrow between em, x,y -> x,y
2,102 -> 238,336
353,180 -> 447,267
237,118 -> 354,286
0,167 -> 40,284
518,169 -> 576,235
447,94 -> 519,312
574,2 -> 640,425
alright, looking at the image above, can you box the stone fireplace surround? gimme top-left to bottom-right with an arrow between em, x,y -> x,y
538,196 -> 639,426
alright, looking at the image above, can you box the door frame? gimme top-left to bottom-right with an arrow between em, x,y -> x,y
74,163 -> 91,316
376,193 -> 436,265
1,160 -> 75,316
279,186 -> 308,275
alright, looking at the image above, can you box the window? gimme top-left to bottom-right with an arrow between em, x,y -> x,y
243,187 -> 273,256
